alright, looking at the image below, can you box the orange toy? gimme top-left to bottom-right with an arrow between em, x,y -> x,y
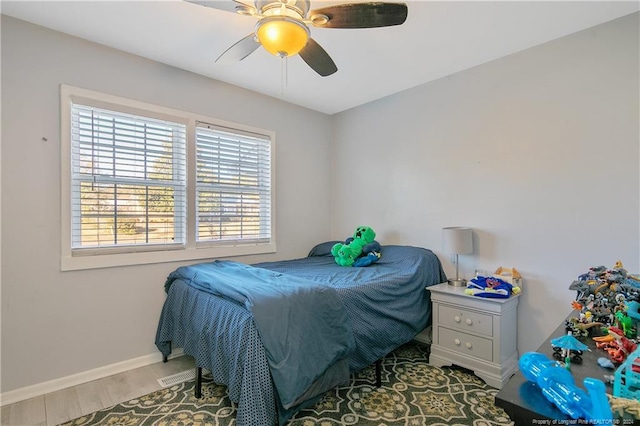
595,327 -> 638,364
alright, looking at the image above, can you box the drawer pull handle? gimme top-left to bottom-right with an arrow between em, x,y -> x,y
454,338 -> 461,346
454,315 -> 461,323
465,318 -> 473,326
465,342 -> 473,349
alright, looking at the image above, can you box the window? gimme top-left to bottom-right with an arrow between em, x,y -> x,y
61,85 -> 275,270
195,123 -> 272,245
70,104 -> 187,252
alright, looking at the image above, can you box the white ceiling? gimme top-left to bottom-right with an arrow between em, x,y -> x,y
2,1 -> 638,115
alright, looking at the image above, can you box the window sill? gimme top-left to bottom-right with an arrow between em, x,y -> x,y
61,242 -> 277,271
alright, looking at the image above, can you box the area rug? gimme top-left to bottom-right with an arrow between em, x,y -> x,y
60,342 -> 513,426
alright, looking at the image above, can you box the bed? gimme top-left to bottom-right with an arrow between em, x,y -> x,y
155,243 -> 446,425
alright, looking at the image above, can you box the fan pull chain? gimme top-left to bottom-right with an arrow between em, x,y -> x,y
280,56 -> 289,95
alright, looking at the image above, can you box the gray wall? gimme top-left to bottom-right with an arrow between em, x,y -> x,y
1,16 -> 333,393
331,13 -> 639,355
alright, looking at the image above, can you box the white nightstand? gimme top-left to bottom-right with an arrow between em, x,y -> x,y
427,282 -> 519,389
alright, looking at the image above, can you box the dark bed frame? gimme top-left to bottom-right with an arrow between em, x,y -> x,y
194,360 -> 382,398
162,353 -> 382,399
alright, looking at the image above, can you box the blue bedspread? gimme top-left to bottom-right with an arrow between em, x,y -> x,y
164,260 -> 355,409
256,245 -> 446,371
156,245 -> 446,425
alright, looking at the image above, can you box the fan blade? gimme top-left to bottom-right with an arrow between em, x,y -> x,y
309,2 -> 407,29
215,33 -> 260,64
298,38 -> 337,77
186,0 -> 256,15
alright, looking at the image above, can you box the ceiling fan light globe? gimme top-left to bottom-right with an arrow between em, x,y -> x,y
256,17 -> 309,57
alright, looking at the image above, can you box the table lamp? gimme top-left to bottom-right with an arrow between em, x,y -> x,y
443,226 -> 473,287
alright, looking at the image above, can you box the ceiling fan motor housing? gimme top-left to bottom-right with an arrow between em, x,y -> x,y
256,0 -> 310,18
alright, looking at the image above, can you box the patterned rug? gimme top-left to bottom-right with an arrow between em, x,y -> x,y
60,342 -> 513,426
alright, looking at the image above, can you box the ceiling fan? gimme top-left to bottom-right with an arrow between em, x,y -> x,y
188,0 -> 408,77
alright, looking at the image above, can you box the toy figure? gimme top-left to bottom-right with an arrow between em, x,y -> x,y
614,310 -> 635,339
593,327 -> 637,364
550,331 -> 589,368
569,261 -> 640,329
331,226 -> 381,267
577,265 -> 607,281
565,316 -> 602,338
597,357 -> 615,369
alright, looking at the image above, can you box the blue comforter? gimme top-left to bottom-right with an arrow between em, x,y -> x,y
164,260 -> 355,409
156,245 -> 446,425
256,244 -> 446,371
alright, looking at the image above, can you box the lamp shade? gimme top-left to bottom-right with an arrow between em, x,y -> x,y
442,227 -> 473,255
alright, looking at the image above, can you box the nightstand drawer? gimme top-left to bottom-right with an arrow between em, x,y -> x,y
437,327 -> 493,362
438,304 -> 493,337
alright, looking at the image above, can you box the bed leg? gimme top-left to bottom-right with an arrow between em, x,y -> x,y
375,359 -> 381,388
195,367 -> 202,399
163,342 -> 171,363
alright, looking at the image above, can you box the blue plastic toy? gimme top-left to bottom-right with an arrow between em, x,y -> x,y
597,357 -> 615,369
519,352 -> 612,422
627,300 -> 640,321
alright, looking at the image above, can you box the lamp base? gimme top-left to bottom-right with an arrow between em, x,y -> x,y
447,278 -> 467,287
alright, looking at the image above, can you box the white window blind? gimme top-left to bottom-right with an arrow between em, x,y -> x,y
70,103 -> 187,252
195,122 -> 272,245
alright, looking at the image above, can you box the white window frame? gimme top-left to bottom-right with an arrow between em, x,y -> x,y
61,85 -> 276,271
194,122 -> 272,247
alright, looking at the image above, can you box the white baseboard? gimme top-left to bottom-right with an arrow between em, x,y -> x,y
0,349 -> 184,407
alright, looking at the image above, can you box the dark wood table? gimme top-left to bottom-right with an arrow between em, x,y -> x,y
495,311 -> 636,425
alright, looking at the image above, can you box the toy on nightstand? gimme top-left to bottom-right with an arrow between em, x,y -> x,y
465,275 -> 521,298
494,266 -> 522,285
519,352 -> 612,422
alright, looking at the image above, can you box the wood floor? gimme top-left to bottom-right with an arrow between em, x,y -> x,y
1,355 -> 195,426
